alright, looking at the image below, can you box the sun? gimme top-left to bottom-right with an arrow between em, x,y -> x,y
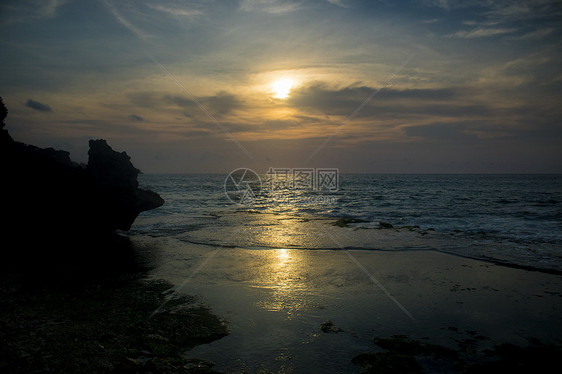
271,78 -> 294,99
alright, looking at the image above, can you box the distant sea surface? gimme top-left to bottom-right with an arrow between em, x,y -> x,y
133,174 -> 562,273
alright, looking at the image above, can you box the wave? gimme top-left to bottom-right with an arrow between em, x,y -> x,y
131,209 -> 562,275
133,174 -> 562,274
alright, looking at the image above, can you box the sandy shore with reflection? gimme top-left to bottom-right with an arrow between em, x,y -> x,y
139,236 -> 562,373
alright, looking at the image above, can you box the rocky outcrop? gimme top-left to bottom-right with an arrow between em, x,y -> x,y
0,97 -> 163,257
85,139 -> 164,232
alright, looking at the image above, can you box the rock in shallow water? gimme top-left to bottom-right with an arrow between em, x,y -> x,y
86,138 -> 164,231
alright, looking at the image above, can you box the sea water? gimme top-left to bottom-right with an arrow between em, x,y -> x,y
133,174 -> 562,272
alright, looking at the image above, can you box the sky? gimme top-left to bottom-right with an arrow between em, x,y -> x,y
1,0 -> 561,173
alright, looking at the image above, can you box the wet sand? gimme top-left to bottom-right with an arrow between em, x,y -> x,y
0,237 -> 228,374
142,237 -> 562,373
3,232 -> 560,373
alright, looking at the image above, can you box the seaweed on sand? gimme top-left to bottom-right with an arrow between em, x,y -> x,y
332,217 -> 368,227
0,279 -> 228,373
352,334 -> 562,374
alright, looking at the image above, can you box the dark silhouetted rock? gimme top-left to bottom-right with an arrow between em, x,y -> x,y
85,139 -> 164,231
320,320 -> 344,333
379,221 -> 394,229
0,96 -> 163,268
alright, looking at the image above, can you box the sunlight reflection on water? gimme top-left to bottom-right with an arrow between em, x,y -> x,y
255,248 -> 314,315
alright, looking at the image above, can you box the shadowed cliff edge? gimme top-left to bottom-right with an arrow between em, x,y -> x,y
0,96 -> 163,277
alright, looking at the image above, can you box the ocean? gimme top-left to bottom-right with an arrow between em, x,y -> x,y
133,173 -> 562,273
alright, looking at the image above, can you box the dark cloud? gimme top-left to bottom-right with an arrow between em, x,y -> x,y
261,119 -> 302,130
166,92 -> 243,116
60,119 -> 151,134
373,104 -> 492,118
288,83 -> 364,115
165,95 -> 195,109
25,99 -> 52,112
130,91 -> 243,116
402,122 -> 479,143
288,83 -> 462,116
195,119 -> 303,135
343,86 -> 458,101
286,82 -> 491,122
293,114 -> 323,124
129,114 -> 145,122
206,121 -> 255,133
206,91 -> 243,115
128,92 -> 160,108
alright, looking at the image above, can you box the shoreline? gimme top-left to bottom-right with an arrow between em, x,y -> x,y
147,232 -> 562,277
145,212 -> 562,275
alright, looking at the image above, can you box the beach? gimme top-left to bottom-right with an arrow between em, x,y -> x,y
2,225 -> 561,373
138,234 -> 562,373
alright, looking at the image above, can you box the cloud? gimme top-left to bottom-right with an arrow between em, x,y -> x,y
423,0 -> 560,18
484,1 -> 559,21
513,27 -> 554,40
421,0 -> 463,10
129,114 -> 145,122
205,92 -> 244,115
262,119 -> 302,129
428,0 -> 560,41
164,95 -> 195,109
130,90 -> 243,116
102,0 -> 148,39
25,99 -> 52,112
0,0 -> 66,25
128,91 -> 160,108
402,121 -> 479,142
148,4 -> 203,18
288,82 -> 461,116
449,27 -> 517,38
326,0 -> 349,8
239,0 -> 300,14
37,0 -> 66,18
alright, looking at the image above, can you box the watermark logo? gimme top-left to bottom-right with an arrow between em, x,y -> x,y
265,167 -> 339,192
224,168 -> 262,204
225,167 -> 339,205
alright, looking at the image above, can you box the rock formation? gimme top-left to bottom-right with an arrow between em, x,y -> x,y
0,96 -> 163,261
85,138 -> 164,232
